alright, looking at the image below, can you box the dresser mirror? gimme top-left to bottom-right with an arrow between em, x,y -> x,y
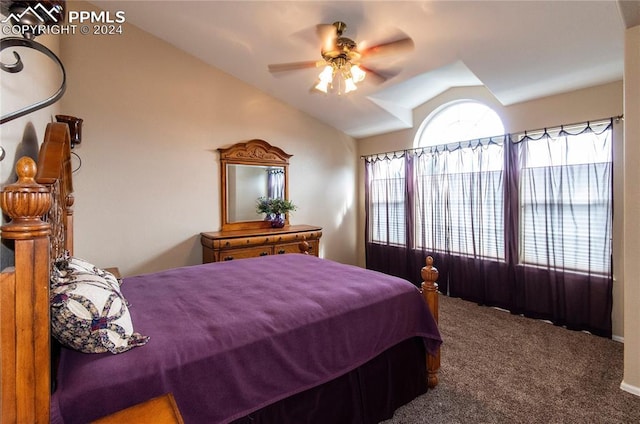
219,139 -> 292,231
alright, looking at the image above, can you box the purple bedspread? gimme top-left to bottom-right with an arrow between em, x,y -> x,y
51,254 -> 441,423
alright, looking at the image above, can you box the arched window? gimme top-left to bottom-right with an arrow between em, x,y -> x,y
415,100 -> 504,147
413,100 -> 506,260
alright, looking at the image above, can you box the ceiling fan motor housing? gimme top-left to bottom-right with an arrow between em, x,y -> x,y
321,21 -> 361,63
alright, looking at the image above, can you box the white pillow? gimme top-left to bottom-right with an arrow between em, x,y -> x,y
50,268 -> 149,354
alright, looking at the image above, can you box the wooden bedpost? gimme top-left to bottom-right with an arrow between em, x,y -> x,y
0,157 -> 52,424
421,256 -> 440,389
1,122 -> 72,424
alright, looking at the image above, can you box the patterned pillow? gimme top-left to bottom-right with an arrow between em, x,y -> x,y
50,267 -> 149,354
54,253 -> 122,288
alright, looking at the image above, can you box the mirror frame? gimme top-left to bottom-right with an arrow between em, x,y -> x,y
219,139 -> 292,231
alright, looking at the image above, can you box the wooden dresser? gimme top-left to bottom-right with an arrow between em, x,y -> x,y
201,224 -> 322,263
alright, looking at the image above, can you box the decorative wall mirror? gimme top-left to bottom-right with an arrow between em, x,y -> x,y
219,139 -> 292,231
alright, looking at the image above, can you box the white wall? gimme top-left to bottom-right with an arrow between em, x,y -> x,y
622,24 -> 640,396
58,1 -> 358,276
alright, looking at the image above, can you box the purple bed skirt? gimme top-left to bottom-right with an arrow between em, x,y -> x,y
230,337 -> 428,424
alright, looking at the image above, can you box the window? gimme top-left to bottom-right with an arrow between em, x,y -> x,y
416,100 -> 505,147
518,121 -> 612,274
367,104 -> 612,273
414,101 -> 506,259
367,155 -> 406,245
364,115 -> 614,336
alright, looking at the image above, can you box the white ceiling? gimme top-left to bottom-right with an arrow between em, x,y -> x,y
89,1 -> 630,138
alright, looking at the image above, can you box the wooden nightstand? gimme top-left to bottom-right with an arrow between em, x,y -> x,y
91,393 -> 184,424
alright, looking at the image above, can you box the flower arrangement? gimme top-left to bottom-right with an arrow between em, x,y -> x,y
256,197 -> 297,228
256,197 -> 297,216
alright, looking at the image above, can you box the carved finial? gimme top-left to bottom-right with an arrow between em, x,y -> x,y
16,156 -> 37,182
0,156 -> 51,239
421,255 -> 439,288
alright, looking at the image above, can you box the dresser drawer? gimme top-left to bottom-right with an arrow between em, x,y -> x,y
278,231 -> 321,244
274,242 -> 304,255
274,240 -> 319,256
218,246 -> 272,261
215,236 -> 272,249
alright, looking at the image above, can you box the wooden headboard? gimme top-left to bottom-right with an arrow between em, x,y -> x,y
0,122 -> 73,424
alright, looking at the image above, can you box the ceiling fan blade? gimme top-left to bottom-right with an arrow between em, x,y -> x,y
361,37 -> 414,59
317,23 -> 337,52
359,65 -> 391,85
268,60 -> 320,73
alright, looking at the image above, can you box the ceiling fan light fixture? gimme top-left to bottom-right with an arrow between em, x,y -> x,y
344,77 -> 358,94
315,65 -> 334,93
315,78 -> 331,93
312,22 -> 368,95
351,65 -> 366,83
318,65 -> 334,83
314,59 -> 366,95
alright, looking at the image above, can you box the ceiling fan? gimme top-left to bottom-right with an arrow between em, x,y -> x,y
267,21 -> 414,94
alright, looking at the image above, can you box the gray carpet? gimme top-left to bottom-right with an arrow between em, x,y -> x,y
383,295 -> 640,423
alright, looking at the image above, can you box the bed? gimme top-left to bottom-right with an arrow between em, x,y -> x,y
0,122 -> 442,424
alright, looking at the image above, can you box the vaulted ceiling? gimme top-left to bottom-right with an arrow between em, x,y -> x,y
90,1 -> 633,138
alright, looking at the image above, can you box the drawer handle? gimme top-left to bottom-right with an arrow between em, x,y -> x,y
277,249 -> 285,254
223,256 -> 234,261
259,252 -> 269,256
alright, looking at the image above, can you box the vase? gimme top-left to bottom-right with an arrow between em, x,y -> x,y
270,213 -> 285,228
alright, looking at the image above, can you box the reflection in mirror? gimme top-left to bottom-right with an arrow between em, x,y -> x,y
227,164 -> 285,222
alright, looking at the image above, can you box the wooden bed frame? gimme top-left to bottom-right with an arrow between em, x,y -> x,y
0,122 -> 440,423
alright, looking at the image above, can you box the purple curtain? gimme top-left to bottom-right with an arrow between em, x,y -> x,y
508,121 -> 613,336
365,154 -> 418,283
364,120 -> 613,337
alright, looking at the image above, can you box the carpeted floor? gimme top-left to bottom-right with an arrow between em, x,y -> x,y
383,295 -> 640,423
